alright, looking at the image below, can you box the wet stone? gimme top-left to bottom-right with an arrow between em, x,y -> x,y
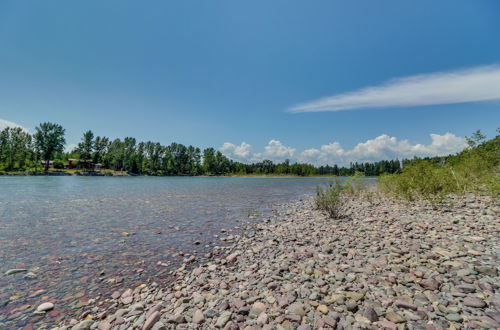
36,302 -> 54,312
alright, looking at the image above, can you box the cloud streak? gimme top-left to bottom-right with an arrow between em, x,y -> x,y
220,133 -> 467,166
288,65 -> 500,113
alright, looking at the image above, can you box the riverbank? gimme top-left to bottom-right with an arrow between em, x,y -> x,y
0,169 -> 130,176
50,192 -> 498,330
0,171 -> 370,178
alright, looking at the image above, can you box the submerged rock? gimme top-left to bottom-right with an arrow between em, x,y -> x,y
36,302 -> 54,312
5,269 -> 28,276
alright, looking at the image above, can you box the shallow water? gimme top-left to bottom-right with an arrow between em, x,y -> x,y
0,176 -> 375,328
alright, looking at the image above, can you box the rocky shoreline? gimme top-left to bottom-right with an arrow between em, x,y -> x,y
49,193 -> 498,330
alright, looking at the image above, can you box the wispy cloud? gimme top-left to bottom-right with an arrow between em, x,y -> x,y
0,118 -> 29,132
288,65 -> 500,113
220,133 -> 466,166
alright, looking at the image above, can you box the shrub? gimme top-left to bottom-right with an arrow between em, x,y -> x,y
315,179 -> 346,219
342,171 -> 367,195
379,133 -> 499,202
53,159 -> 66,169
379,160 -> 455,203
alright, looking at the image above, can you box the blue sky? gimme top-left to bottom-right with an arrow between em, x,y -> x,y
1,1 -> 499,165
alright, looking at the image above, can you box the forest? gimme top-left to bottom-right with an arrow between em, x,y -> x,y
0,122 -> 403,176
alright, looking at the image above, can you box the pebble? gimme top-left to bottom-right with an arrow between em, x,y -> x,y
52,194 -> 498,329
363,307 -> 379,322
288,303 -> 306,316
72,320 -> 94,330
215,311 -> 232,328
445,313 -> 463,322
317,305 -> 329,314
463,296 -> 486,308
36,302 -> 54,312
192,309 -> 205,324
142,311 -> 160,330
385,311 -> 406,323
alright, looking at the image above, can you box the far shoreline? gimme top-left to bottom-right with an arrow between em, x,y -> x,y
0,170 -> 377,179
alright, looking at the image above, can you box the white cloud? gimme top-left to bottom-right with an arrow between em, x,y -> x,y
0,118 -> 29,132
253,139 -> 296,161
289,64 -> 500,113
221,133 -> 467,166
64,143 -> 78,153
220,142 -> 252,161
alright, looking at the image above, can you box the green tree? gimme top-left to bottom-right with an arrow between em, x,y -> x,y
77,130 -> 95,168
34,122 -> 66,171
93,136 -> 110,164
0,127 -> 33,171
466,129 -> 486,148
203,148 -> 217,174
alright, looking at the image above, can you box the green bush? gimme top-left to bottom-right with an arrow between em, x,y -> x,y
379,160 -> 455,202
342,171 -> 367,195
53,159 -> 66,169
379,133 -> 499,202
315,179 -> 346,219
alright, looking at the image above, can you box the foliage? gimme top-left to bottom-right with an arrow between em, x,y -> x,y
315,176 -> 368,219
0,127 -> 33,171
379,161 -> 456,202
52,159 -> 66,169
315,179 -> 347,219
317,159 -> 401,176
0,123 -> 402,176
76,130 -> 95,167
342,171 -> 366,195
379,131 -> 499,202
34,122 -> 66,171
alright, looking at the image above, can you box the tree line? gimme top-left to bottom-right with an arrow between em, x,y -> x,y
0,122 -> 402,176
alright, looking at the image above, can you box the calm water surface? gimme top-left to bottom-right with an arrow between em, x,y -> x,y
0,176 -> 374,328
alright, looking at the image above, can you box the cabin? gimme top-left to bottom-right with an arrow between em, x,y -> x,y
40,159 -> 102,170
67,158 -> 78,169
40,160 -> 54,168
66,159 -> 102,170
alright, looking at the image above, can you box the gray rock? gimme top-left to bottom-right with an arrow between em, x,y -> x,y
385,312 -> 406,324
150,322 -> 166,330
474,266 -> 497,277
363,307 -> 378,322
215,311 -> 232,328
445,313 -> 463,322
288,303 -> 306,316
72,320 -> 95,330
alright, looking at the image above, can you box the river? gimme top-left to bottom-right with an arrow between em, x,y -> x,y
0,176 -> 375,328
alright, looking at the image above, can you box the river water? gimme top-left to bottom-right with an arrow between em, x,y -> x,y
0,176 -> 375,329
